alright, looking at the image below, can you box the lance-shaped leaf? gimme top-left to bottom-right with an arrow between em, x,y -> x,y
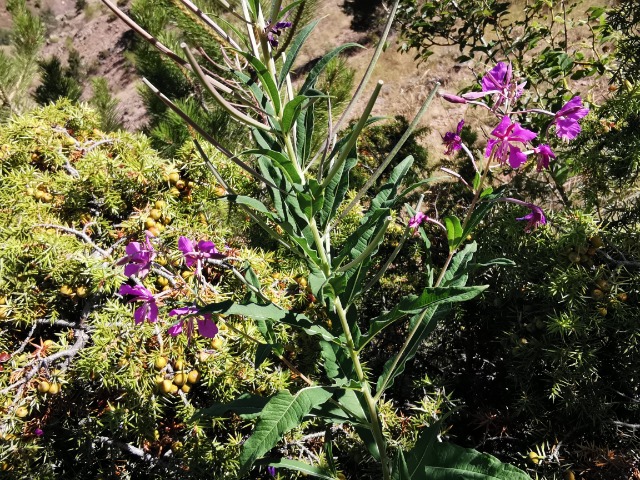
246,148 -> 302,184
376,305 -> 450,394
440,242 -> 477,287
411,440 -> 530,479
319,340 -> 355,386
333,208 -> 390,269
196,393 -> 269,420
238,387 -> 334,475
238,52 -> 282,114
299,43 -> 362,95
281,95 -> 310,134
230,68 -> 276,118
199,300 -> 337,343
358,286 -> 486,350
444,215 -> 463,252
278,20 -> 319,86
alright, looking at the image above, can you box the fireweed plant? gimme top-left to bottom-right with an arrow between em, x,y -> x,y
107,0 -> 588,478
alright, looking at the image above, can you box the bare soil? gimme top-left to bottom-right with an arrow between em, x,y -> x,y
1,0 -> 607,154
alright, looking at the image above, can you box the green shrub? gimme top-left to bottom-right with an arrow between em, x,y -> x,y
0,101 -> 303,478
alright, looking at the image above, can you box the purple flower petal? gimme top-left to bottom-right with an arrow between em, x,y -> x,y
486,116 -> 536,167
508,145 -> 528,169
409,212 -> 427,229
554,96 -> 589,141
482,62 -> 510,93
178,236 -> 194,255
168,322 -> 183,336
516,204 -> 547,232
555,117 -> 582,141
148,301 -> 158,323
198,317 -> 219,338
134,303 -> 148,325
534,144 -> 555,171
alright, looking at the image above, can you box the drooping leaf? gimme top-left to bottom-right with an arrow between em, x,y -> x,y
392,449 -> 410,480
199,300 -> 337,343
224,194 -> 274,217
246,148 -> 302,184
238,387 -> 334,474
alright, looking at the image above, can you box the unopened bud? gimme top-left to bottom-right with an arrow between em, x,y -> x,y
440,92 -> 468,104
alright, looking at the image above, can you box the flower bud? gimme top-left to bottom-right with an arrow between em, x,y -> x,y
440,92 -> 468,104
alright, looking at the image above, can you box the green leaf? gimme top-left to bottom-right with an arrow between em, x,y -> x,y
413,441 -> 530,479
296,98 -> 315,165
197,393 -> 269,420
276,0 -> 306,21
318,157 -> 356,229
239,387 -> 334,474
281,95 -> 309,134
258,458 -> 335,479
299,43 -> 362,94
392,449 -> 410,480
480,187 -> 493,198
444,215 -> 463,252
246,148 -> 301,184
225,194 -> 274,217
441,242 -> 478,287
472,172 -> 482,192
200,300 -> 338,343
278,20 -> 319,87
231,69 -> 276,117
319,340 -> 355,385
376,306 -> 450,394
358,286 -> 487,350
239,52 -> 282,114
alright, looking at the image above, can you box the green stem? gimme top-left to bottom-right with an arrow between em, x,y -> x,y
334,298 -> 391,480
377,155 -> 494,400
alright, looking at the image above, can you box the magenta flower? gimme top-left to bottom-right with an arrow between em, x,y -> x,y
443,120 -> 464,155
178,236 -> 225,275
268,466 -> 277,478
409,212 -> 427,229
167,306 -> 218,340
480,62 -> 526,106
554,96 -> 589,141
486,116 -> 537,168
117,236 -> 156,278
119,284 -> 158,324
533,144 -> 555,171
34,428 -> 44,437
516,204 -> 547,232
